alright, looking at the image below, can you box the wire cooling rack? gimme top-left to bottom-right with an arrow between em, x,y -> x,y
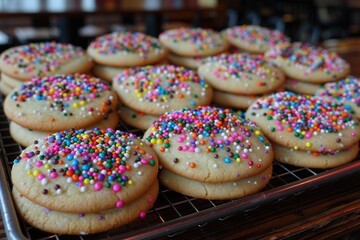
0,98 -> 360,240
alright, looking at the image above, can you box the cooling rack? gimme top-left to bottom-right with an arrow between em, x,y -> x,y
0,97 -> 360,240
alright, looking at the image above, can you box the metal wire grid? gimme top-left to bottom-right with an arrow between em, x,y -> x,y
0,100 -> 354,240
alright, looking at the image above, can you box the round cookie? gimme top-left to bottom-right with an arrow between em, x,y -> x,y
213,90 -> 260,109
113,65 -> 213,115
246,91 -> 360,152
167,53 -> 206,69
92,64 -> 125,82
159,165 -> 272,200
274,143 -> 359,169
315,76 -> 360,119
0,79 -> 12,95
198,53 -> 285,94
0,42 -> 93,81
143,106 -> 273,183
223,25 -> 290,54
285,79 -> 323,95
1,73 -> 23,89
264,42 -> 350,83
87,32 -> 167,67
119,105 -> 158,130
159,27 -> 229,57
4,74 -> 118,132
11,128 -> 159,213
10,110 -> 119,147
12,180 -> 158,235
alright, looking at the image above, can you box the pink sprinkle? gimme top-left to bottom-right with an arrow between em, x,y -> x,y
139,210 -> 146,218
116,200 -> 124,208
35,161 -> 43,167
112,183 -> 121,193
37,173 -> 45,181
241,153 -> 248,159
94,182 -> 103,191
50,172 -> 58,179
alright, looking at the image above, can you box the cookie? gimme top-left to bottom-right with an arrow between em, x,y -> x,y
1,73 -> 23,89
13,180 -> 158,235
159,165 -> 272,200
246,91 -> 360,152
274,143 -> 359,169
167,53 -> 206,69
10,110 -> 119,147
213,90 -> 262,109
0,79 -> 12,95
198,53 -> 285,94
264,42 -> 350,83
87,32 -> 167,67
0,42 -> 93,81
143,106 -> 273,183
284,78 -> 323,95
11,128 -> 159,213
4,74 -> 118,132
159,27 -> 229,57
113,65 -> 213,115
119,105 -> 158,130
92,64 -> 125,82
223,25 -> 290,54
315,76 -> 360,119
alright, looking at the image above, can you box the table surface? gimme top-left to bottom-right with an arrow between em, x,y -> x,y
0,37 -> 360,239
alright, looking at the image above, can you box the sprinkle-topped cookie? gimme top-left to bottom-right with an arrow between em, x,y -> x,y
0,41 -> 93,81
265,42 -> 350,83
315,76 -> 360,119
159,27 -> 229,57
224,25 -> 290,54
4,74 -> 118,131
198,53 -> 285,94
143,106 -> 273,183
87,32 -> 167,67
112,65 -> 213,115
11,128 -> 159,213
246,91 -> 360,152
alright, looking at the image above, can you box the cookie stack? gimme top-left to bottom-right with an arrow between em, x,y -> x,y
143,106 -> 273,200
11,128 -> 159,235
4,74 -> 119,147
223,25 -> 290,54
265,42 -> 350,95
0,42 -> 93,95
87,31 -> 168,82
198,53 -> 285,109
159,27 -> 229,69
315,76 -> 360,119
112,64 -> 213,130
246,91 -> 360,168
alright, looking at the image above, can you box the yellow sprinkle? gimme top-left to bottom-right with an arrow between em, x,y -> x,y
282,119 -> 286,123
156,139 -> 163,144
305,142 -> 312,148
27,170 -> 32,175
73,103 -> 79,108
236,158 -> 241,163
84,179 -> 90,185
150,139 -> 156,144
140,142 -> 144,146
293,146 -> 299,151
136,93 -> 142,98
301,131 -> 306,136
44,164 -> 51,169
116,143 -> 121,147
128,180 -> 134,185
33,169 -> 40,177
255,130 -> 261,136
80,100 -> 86,106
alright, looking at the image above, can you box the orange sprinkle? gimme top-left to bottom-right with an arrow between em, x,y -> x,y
126,165 -> 131,170
159,147 -> 165,152
189,162 -> 196,168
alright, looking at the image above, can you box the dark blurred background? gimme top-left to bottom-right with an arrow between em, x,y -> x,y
0,0 -> 360,50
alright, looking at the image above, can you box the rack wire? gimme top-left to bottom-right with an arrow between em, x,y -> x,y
0,98 -> 360,239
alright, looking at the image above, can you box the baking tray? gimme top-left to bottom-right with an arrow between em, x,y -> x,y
0,94 -> 360,240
